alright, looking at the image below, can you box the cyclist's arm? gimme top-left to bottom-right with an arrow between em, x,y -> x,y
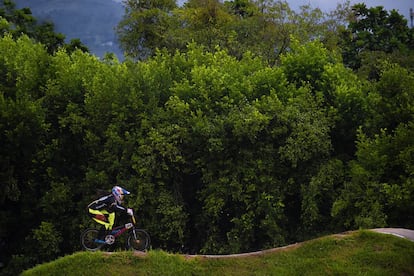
110,202 -> 129,213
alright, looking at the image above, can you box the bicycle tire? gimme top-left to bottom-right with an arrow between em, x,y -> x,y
127,229 -> 150,251
81,228 -> 104,251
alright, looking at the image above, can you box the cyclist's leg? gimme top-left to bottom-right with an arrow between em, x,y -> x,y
101,212 -> 115,244
89,208 -> 112,235
107,212 -> 115,230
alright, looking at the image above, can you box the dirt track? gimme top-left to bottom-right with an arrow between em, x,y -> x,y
183,228 -> 414,259
129,228 -> 414,259
371,228 -> 414,242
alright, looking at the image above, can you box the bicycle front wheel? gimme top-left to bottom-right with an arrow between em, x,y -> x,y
81,228 -> 104,251
127,229 -> 150,251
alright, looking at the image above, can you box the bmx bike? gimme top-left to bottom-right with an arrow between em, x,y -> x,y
80,209 -> 150,252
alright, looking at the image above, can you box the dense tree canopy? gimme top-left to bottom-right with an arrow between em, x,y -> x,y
117,0 -> 347,64
1,0 -> 413,274
339,3 -> 414,71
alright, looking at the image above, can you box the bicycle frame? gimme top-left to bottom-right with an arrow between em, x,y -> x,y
95,213 -> 137,243
82,210 -> 150,251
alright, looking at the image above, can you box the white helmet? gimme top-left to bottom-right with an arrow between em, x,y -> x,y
112,186 -> 130,204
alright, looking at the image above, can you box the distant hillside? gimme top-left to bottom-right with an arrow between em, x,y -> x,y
22,231 -> 414,275
15,0 -> 124,59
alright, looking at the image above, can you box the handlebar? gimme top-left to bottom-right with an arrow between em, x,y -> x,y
128,208 -> 136,224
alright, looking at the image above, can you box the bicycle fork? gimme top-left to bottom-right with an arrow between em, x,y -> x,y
95,223 -> 134,244
131,228 -> 138,240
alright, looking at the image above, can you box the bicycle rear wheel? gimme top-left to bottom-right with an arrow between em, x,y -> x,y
127,229 -> 150,251
81,228 -> 104,251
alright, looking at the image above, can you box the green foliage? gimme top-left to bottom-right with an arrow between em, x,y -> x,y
280,37 -> 335,90
117,0 -> 177,60
1,3 -> 414,274
117,0 -> 347,63
333,121 -> 414,229
31,222 -> 63,262
0,35 -> 50,275
301,159 -> 344,234
340,3 -> 413,70
0,92 -> 46,202
372,63 -> 414,131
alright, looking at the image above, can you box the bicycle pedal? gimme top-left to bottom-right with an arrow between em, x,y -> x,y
105,234 -> 115,245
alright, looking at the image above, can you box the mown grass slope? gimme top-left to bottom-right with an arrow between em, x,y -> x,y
23,231 -> 414,276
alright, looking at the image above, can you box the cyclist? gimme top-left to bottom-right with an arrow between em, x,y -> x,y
88,186 -> 133,242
